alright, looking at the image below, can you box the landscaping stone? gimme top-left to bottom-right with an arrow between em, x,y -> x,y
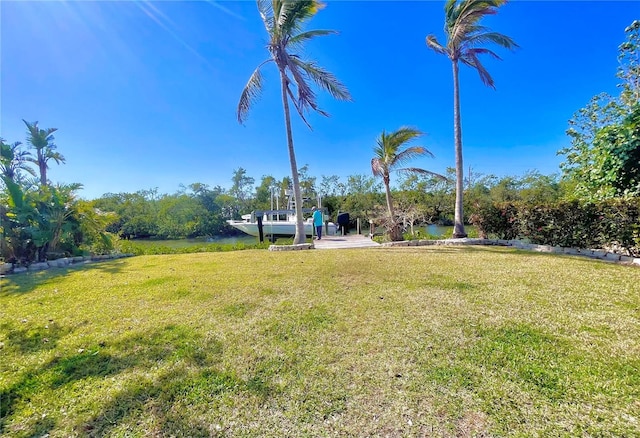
268,243 -> 313,251
13,267 -> 27,274
28,262 -> 49,271
604,253 -> 621,262
0,263 -> 13,275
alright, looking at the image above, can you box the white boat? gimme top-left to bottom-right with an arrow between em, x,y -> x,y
226,190 -> 338,237
227,213 -> 337,237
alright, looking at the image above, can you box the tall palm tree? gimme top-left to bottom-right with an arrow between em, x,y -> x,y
0,138 -> 35,184
371,127 -> 443,241
23,120 -> 65,186
238,0 -> 351,244
426,0 -> 517,237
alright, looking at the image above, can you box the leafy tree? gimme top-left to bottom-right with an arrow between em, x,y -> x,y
340,174 -> 383,225
319,174 -> 345,197
426,0 -> 517,237
237,0 -> 351,244
298,164 -> 317,204
618,20 -> 640,109
229,167 -> 255,216
371,127 -> 442,240
0,139 -> 35,184
155,194 -> 208,239
22,120 -> 65,186
559,22 -> 640,200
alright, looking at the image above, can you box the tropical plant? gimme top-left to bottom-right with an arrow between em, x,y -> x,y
371,127 -> 443,241
0,138 -> 35,184
237,0 -> 351,244
426,0 -> 517,237
23,119 -> 65,186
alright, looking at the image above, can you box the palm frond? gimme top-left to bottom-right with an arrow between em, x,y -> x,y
278,0 -> 321,36
463,47 -> 501,60
285,55 -> 319,114
460,51 -> 495,87
466,31 -> 519,50
46,151 -> 66,165
284,78 -> 314,129
292,58 -> 352,101
396,146 -> 434,161
257,0 -> 274,33
289,29 -> 336,46
237,62 -> 269,124
426,35 -> 449,56
371,157 -> 385,178
397,167 -> 448,181
387,127 -> 424,148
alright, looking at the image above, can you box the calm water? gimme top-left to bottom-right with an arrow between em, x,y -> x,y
423,224 -> 477,237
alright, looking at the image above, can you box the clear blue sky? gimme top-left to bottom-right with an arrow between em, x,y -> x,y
1,1 -> 638,199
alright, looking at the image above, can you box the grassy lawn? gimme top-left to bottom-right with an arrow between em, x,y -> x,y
1,246 -> 639,437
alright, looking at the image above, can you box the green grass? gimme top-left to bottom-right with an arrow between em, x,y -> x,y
116,237 -> 269,255
1,246 -> 639,437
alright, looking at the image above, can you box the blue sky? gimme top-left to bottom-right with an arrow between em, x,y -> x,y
1,1 -> 638,199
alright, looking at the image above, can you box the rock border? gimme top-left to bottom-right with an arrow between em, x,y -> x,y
268,243 -> 314,251
0,253 -> 136,276
380,238 -> 640,266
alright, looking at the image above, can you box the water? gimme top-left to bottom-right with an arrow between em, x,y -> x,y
425,224 -> 452,237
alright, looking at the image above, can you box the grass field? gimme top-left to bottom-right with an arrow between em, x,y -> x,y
1,246 -> 639,437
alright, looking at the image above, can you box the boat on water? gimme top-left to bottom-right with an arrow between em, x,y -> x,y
226,190 -> 338,237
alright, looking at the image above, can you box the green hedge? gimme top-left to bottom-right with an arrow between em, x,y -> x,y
470,199 -> 640,256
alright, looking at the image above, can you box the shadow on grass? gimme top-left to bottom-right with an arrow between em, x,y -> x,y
0,323 -> 274,437
0,320 -> 71,354
0,260 -> 128,296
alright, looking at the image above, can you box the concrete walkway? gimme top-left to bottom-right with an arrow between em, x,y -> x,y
312,234 -> 380,250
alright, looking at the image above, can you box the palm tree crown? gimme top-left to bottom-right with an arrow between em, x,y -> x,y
238,0 -> 351,125
0,138 -> 35,184
238,0 -> 351,244
371,127 -> 443,237
23,120 -> 65,186
426,0 -> 518,88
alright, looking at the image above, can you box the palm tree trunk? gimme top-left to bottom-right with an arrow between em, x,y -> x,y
280,71 -> 306,244
384,175 -> 394,217
383,175 -> 402,241
38,150 -> 47,186
452,60 -> 467,238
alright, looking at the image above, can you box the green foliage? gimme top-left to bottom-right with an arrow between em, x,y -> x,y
115,239 -> 269,255
470,203 -> 520,240
562,104 -> 640,200
471,199 -> 640,255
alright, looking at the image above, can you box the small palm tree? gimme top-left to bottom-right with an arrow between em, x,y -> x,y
23,120 -> 65,186
426,0 -> 517,237
0,138 -> 35,184
371,127 -> 443,241
238,0 -> 351,244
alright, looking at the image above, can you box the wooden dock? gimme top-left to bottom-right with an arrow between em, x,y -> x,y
312,234 -> 380,250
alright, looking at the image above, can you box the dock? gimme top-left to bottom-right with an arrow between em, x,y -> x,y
312,234 -> 380,250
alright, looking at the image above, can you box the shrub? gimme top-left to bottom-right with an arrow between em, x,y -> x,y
471,198 -> 640,255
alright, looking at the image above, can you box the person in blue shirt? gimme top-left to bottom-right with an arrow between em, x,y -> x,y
312,206 -> 324,240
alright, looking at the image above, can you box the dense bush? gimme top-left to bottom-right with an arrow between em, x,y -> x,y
471,198 -> 640,255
